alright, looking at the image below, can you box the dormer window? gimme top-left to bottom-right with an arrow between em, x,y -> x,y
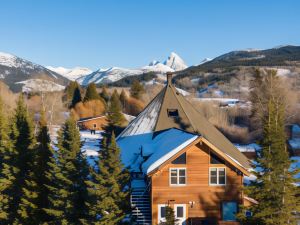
167,109 -> 179,117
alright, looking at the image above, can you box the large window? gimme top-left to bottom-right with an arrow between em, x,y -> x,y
170,168 -> 186,186
209,168 -> 226,185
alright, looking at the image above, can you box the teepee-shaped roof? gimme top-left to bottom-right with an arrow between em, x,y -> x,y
118,73 -> 250,168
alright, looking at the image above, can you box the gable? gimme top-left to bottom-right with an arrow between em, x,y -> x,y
148,137 -> 250,176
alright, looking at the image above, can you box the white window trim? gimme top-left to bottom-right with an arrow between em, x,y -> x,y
158,204 -> 167,223
174,204 -> 186,220
169,168 -> 187,186
209,167 -> 226,186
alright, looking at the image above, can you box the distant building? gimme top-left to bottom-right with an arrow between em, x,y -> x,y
117,73 -> 252,225
77,115 -> 107,131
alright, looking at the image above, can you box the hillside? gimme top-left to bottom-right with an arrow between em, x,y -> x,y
0,52 -> 69,92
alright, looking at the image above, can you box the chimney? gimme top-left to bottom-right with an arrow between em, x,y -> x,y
166,72 -> 173,84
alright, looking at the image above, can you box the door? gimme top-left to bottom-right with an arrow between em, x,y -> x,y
222,201 -> 238,221
174,204 -> 186,225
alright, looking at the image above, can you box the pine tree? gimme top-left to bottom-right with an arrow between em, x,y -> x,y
130,80 -> 145,100
33,110 -> 55,223
100,86 -> 110,103
0,97 -> 16,222
5,95 -> 38,224
241,71 -> 300,225
87,133 -> 130,224
119,89 -> 127,110
84,83 -> 101,102
106,90 -> 125,134
46,117 -> 91,224
71,85 -> 82,108
160,206 -> 176,225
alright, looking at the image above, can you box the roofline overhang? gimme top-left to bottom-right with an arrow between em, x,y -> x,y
147,136 -> 251,177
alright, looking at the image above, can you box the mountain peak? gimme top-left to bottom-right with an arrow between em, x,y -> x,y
163,52 -> 187,71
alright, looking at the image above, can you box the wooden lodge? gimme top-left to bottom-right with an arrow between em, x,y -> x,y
77,115 -> 107,131
117,73 -> 252,225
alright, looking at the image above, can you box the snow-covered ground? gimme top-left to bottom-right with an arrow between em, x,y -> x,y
80,130 -> 103,157
16,79 -> 65,92
235,143 -> 261,152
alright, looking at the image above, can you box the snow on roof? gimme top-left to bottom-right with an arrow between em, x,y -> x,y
78,115 -> 106,122
289,138 -> 300,150
292,124 -> 300,134
117,90 -> 164,137
117,128 -> 198,173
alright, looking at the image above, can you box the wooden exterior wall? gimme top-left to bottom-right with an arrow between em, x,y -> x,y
77,117 -> 108,131
150,142 -> 243,225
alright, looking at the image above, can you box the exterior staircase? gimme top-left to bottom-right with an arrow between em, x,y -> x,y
131,178 -> 151,224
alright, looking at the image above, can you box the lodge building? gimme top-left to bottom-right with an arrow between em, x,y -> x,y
117,73 -> 252,225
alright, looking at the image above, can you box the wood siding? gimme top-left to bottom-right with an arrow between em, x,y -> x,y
151,142 -> 243,225
77,117 -> 107,131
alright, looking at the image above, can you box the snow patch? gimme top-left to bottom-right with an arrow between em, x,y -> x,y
16,79 -> 65,92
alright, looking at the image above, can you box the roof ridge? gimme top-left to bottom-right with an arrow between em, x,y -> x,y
169,84 -> 198,132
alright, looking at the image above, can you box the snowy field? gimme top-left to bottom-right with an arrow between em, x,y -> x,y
80,130 -> 102,157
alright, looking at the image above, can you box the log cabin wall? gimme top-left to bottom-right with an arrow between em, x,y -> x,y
77,116 -> 108,131
150,142 -> 243,225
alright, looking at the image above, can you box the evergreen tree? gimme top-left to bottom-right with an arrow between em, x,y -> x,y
160,206 -> 176,225
119,89 -> 127,110
65,81 -> 80,101
84,83 -> 101,102
130,80 -> 145,100
106,90 -> 125,134
71,85 -> 82,108
33,110 -> 55,223
46,117 -> 91,224
241,71 -> 300,225
87,133 -> 130,224
4,95 -> 38,224
100,86 -> 110,103
0,97 -> 16,222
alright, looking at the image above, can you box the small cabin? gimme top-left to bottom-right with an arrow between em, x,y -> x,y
117,73 -> 252,225
77,115 -> 107,131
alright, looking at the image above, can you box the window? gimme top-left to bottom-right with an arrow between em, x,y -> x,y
171,153 -> 186,164
210,153 -> 225,164
158,204 -> 167,223
209,168 -> 226,185
170,168 -> 186,185
93,123 -> 97,128
222,202 -> 237,221
167,109 -> 179,117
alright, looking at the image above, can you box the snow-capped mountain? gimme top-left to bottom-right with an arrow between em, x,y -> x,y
46,66 -> 92,81
77,52 -> 185,86
163,52 -> 187,71
0,52 -> 68,92
77,67 -> 143,86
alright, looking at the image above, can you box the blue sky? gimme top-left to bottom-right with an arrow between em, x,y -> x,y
0,0 -> 299,70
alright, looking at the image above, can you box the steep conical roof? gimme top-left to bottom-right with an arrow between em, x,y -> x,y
118,73 -> 250,168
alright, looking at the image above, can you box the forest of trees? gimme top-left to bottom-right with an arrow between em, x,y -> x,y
0,95 -> 130,224
238,69 -> 300,225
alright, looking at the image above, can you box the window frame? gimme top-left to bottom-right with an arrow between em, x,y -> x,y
209,167 -> 226,186
158,204 -> 167,223
169,168 -> 187,186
